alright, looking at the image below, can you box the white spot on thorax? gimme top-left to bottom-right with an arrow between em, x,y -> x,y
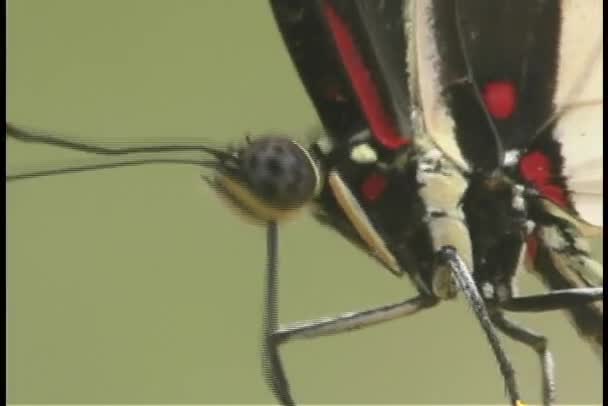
511,184 -> 526,212
481,282 -> 495,299
496,283 -> 511,302
503,149 -> 521,167
316,136 -> 334,154
525,220 -> 536,235
350,143 -> 378,163
512,195 -> 525,212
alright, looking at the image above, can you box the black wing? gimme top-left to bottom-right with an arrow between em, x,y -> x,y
270,0 -> 413,151
411,0 -> 603,353
410,1 -> 602,225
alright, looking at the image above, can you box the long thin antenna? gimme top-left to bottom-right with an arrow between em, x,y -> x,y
6,122 -> 234,160
7,158 -> 216,182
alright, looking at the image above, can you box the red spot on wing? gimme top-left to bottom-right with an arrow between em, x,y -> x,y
526,234 -> 539,261
323,2 -> 409,150
483,81 -> 517,119
519,151 -> 568,207
361,172 -> 388,202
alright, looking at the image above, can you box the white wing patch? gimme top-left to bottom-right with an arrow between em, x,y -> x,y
554,0 -> 603,227
407,2 -> 469,171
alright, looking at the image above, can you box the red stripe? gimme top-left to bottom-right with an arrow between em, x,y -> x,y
519,151 -> 569,207
323,2 -> 409,150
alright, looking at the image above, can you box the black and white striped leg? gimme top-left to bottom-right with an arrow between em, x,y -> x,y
262,222 -> 294,406
499,288 -> 603,312
274,294 -> 437,344
492,288 -> 603,406
261,223 -> 439,405
436,246 -> 522,406
490,310 -> 555,406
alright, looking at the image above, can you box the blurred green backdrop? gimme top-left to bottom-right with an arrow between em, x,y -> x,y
7,1 -> 603,404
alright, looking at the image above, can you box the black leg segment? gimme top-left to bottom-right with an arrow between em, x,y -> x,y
499,288 -> 603,312
490,310 -> 555,406
437,246 -> 522,406
262,222 -> 294,405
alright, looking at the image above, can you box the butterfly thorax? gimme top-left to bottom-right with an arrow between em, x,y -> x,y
310,133 -> 478,299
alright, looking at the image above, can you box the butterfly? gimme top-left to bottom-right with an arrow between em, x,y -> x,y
7,1 -> 602,405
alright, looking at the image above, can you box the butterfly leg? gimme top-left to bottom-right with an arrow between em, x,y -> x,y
264,296 -> 437,404
499,288 -> 603,312
489,310 -> 555,406
262,222 -> 294,406
273,294 -> 437,342
262,222 -> 437,405
491,288 -> 604,406
436,246 -> 522,406
264,294 -> 438,404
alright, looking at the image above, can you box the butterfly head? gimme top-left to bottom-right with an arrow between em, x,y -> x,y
208,135 -> 321,224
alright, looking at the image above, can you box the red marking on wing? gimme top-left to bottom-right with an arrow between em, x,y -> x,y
526,234 -> 539,261
519,151 -> 568,207
361,172 -> 388,202
483,81 -> 517,119
323,2 -> 409,150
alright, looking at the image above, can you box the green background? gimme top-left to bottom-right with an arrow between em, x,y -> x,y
7,1 -> 603,404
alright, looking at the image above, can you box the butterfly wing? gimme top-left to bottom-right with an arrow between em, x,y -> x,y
408,0 -> 603,355
527,200 -> 603,356
519,0 -> 603,353
530,0 -> 603,353
551,0 -> 603,227
270,0 -> 413,150
409,0 -> 603,226
270,0 -> 428,277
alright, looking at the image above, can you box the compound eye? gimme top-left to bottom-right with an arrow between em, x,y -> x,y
240,137 -> 318,209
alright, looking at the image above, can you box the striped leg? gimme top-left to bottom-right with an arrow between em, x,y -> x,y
262,222 -> 293,405
490,311 -> 555,406
493,288 -> 603,406
264,295 -> 437,405
499,288 -> 603,312
436,246 -> 522,406
262,222 -> 438,405
274,294 -> 437,343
